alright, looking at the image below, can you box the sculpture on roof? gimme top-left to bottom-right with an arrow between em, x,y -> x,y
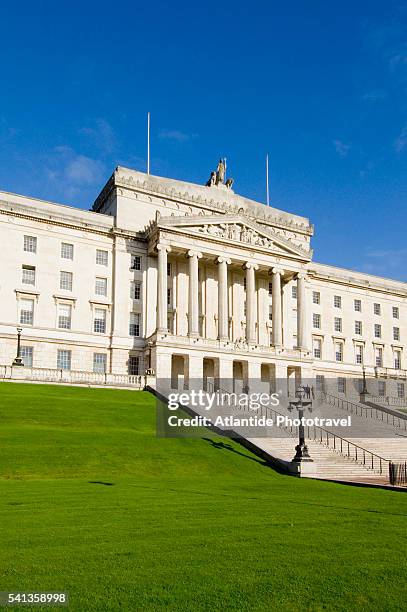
205,159 -> 234,189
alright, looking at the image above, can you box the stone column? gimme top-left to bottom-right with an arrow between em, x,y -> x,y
217,257 -> 231,340
244,262 -> 259,345
271,267 -> 283,347
297,272 -> 309,350
157,244 -> 171,333
187,250 -> 202,337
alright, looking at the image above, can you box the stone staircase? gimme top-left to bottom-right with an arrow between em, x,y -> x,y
252,436 -> 388,483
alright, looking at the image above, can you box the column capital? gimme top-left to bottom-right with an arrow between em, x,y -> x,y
217,257 -> 231,265
270,267 -> 284,276
296,271 -> 308,280
243,262 -> 259,271
186,250 -> 203,259
157,244 -> 171,253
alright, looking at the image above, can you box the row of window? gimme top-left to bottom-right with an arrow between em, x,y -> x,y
24,235 -> 144,272
19,348 -> 141,375
21,267 -> 110,296
312,338 -> 402,368
18,299 -> 141,336
290,285 -> 401,318
315,374 -> 405,398
24,235 -> 110,265
312,314 -> 401,340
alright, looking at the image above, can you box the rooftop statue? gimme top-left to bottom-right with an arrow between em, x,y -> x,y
205,158 -> 234,190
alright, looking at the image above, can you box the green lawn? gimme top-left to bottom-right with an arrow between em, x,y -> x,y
0,382 -> 406,611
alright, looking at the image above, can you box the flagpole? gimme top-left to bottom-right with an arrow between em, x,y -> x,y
224,157 -> 227,182
147,112 -> 150,175
266,154 -> 270,206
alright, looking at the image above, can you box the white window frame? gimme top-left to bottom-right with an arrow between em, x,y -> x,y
19,299 -> 34,325
61,242 -> 74,260
22,265 -> 36,285
20,345 -> 33,367
96,249 -> 108,266
24,235 -> 37,253
57,349 -> 71,370
60,271 -> 73,291
95,277 -> 107,297
58,303 -> 72,330
93,353 -> 107,373
129,312 -> 141,337
93,308 -> 107,334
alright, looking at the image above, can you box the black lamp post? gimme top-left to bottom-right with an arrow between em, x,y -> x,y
12,327 -> 24,366
288,384 -> 313,463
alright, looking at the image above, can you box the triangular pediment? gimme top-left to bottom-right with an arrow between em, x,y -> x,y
152,213 -> 312,259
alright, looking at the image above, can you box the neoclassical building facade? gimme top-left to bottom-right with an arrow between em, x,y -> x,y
0,165 -> 406,396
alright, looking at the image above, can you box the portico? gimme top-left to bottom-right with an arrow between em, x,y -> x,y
148,213 -> 313,387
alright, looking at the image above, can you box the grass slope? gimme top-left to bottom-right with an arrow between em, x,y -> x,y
0,382 -> 406,611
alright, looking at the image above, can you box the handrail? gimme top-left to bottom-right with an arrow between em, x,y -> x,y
305,423 -> 389,475
320,392 -> 407,431
209,385 -> 389,475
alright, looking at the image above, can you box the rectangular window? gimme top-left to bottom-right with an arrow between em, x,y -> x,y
268,282 -> 272,296
133,281 -> 141,300
19,299 -> 34,325
24,235 -> 37,253
335,342 -> 343,362
313,338 -> 322,359
95,277 -> 107,296
93,353 -> 107,373
334,317 -> 342,333
313,313 -> 321,329
312,291 -> 320,304
354,299 -> 362,312
378,380 -> 386,396
57,349 -> 71,370
355,321 -> 362,335
58,304 -> 72,329
128,356 -> 140,375
20,346 -> 33,367
167,288 -> 172,306
393,327 -> 400,341
393,306 -> 399,319
334,295 -> 342,308
131,255 -> 141,270
60,271 -> 73,291
269,305 -> 273,321
22,265 -> 35,285
96,249 -> 108,266
375,347 -> 383,367
316,375 -> 325,392
374,303 -> 381,315
243,277 -> 247,291
394,350 -> 402,370
129,312 -> 141,337
292,286 -> 297,299
355,344 -> 363,365
374,324 -> 381,338
397,382 -> 405,398
93,308 -> 106,333
167,262 -> 172,277
61,242 -> 74,260
338,378 -> 346,394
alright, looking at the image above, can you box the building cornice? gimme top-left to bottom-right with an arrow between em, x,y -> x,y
93,168 -> 314,237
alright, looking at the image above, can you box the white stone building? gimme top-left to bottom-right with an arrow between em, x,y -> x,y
0,165 -> 406,397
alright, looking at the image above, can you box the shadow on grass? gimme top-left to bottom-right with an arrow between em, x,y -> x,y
202,437 -> 270,467
88,481 -> 115,486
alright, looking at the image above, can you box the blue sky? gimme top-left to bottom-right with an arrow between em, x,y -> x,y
1,1 -> 407,280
